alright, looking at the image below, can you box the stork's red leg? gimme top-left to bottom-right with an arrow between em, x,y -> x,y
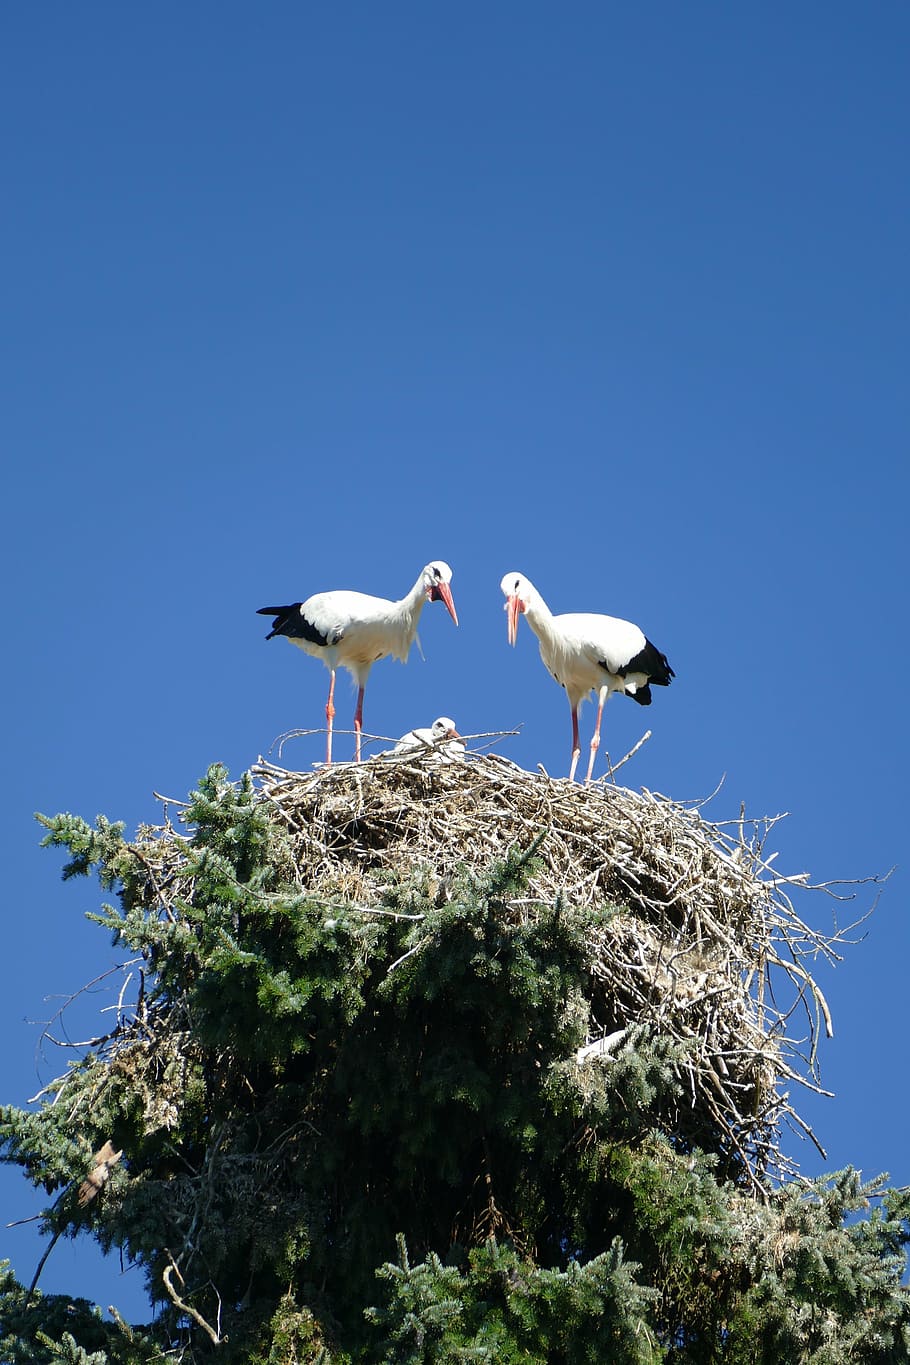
325,670 -> 337,765
353,685 -> 365,763
569,706 -> 581,782
585,686 -> 610,783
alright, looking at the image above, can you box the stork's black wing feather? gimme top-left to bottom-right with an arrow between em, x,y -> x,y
257,604 -> 331,647
612,637 -> 674,687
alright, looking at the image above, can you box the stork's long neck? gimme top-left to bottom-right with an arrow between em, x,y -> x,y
523,588 -> 556,648
386,575 -> 429,658
401,574 -> 429,629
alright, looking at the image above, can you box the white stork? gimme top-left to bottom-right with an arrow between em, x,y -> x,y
393,716 -> 466,761
258,561 -> 458,764
500,571 -> 674,783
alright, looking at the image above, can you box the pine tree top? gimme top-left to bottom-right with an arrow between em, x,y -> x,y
135,750 -> 856,1184
7,755 -> 901,1363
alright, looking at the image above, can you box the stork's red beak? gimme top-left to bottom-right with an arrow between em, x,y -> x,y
505,593 -> 523,646
428,581 -> 459,625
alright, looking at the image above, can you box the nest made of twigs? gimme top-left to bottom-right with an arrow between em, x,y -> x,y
241,742 -> 857,1186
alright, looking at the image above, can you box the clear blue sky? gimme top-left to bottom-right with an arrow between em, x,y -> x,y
2,2 -> 907,1321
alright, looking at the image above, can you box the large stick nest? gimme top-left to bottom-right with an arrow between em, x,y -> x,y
250,742 -> 864,1185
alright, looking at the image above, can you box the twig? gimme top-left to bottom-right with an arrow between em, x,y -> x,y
162,1257 -> 226,1345
386,938 -> 429,975
602,730 -> 651,780
27,1224 -> 64,1304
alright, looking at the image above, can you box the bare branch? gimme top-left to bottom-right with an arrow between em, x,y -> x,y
162,1258 -> 226,1345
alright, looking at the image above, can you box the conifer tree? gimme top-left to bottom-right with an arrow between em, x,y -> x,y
1,761 -> 907,1363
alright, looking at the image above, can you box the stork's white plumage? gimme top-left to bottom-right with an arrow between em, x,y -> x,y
393,716 -> 466,761
500,571 -> 674,783
259,562 -> 458,764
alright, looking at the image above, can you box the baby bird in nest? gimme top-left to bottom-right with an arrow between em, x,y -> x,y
392,716 -> 466,762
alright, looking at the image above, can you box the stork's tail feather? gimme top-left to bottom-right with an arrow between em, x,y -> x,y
652,655 -> 674,686
640,640 -> 674,687
620,639 -> 675,689
628,683 -> 653,706
258,603 -> 332,647
257,604 -> 301,641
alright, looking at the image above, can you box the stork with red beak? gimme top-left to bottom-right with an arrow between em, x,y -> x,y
393,716 -> 466,761
501,571 -> 673,783
259,561 -> 458,764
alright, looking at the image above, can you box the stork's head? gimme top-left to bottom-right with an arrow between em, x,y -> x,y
423,562 -> 458,625
431,716 -> 460,741
501,572 -> 532,645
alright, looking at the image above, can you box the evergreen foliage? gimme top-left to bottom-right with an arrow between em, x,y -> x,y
1,765 -> 907,1363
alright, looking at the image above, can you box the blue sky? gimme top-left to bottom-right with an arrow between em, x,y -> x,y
2,3 -> 908,1321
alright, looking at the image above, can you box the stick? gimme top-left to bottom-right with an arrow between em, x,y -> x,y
162,1259 -> 226,1345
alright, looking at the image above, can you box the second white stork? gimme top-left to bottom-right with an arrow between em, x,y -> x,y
258,561 -> 458,764
501,571 -> 674,783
